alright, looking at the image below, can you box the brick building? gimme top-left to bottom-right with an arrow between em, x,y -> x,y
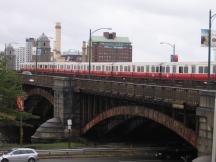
90,32 -> 132,62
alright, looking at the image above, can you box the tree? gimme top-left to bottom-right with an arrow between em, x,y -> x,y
0,54 -> 22,109
0,55 -> 39,126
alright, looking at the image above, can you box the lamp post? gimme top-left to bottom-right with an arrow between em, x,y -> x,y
67,119 -> 72,149
160,42 -> 176,62
209,9 -> 216,162
207,10 -> 216,87
88,28 -> 112,75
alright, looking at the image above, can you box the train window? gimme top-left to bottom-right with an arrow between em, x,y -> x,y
96,66 -> 101,71
213,65 -> 216,74
166,66 -> 170,73
141,66 -> 144,72
132,65 -> 135,72
124,66 -> 128,72
40,65 -> 42,68
102,65 -> 104,71
128,66 -> 131,72
120,65 -> 123,72
172,66 -> 176,73
184,66 -> 188,73
179,66 -> 183,73
137,66 -> 141,72
116,66 -> 118,71
106,66 -> 109,71
191,65 -> 196,73
45,65 -> 47,69
160,66 -> 165,73
92,65 -> 95,71
156,66 -> 159,72
204,66 -> 208,73
146,65 -> 149,72
151,66 -> 155,72
198,66 -> 203,73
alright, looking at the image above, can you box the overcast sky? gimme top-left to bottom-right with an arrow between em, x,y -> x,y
0,0 -> 215,62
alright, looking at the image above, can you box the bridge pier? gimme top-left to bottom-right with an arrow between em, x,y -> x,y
196,91 -> 215,159
32,77 -> 80,142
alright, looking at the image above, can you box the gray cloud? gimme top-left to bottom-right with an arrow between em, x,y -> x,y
0,0 -> 215,62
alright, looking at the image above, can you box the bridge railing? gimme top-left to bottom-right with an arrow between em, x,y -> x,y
21,74 -> 200,106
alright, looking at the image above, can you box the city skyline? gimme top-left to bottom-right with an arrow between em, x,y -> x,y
0,0 -> 215,62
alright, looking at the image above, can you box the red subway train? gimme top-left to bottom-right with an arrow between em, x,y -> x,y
20,62 -> 216,80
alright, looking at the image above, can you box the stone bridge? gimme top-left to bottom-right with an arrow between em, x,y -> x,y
21,74 -> 215,156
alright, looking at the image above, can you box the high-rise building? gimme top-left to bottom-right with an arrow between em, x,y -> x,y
5,44 -> 16,70
15,47 -> 25,70
32,33 -> 51,62
90,32 -> 132,62
25,38 -> 36,62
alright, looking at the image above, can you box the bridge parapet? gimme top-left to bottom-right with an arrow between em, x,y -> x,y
22,74 -> 200,106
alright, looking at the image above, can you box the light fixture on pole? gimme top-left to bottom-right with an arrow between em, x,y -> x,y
160,42 -> 177,62
207,10 -> 216,87
208,9 -> 216,162
67,118 -> 72,149
88,28 -> 112,75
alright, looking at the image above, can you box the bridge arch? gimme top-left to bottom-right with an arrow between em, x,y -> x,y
26,88 -> 54,105
82,106 -> 197,148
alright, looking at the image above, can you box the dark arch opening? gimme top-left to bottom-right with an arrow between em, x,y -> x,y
84,115 -> 197,160
24,95 -> 54,143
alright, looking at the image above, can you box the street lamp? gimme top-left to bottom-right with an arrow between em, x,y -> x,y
160,42 -> 176,62
209,9 -> 216,162
67,119 -> 72,149
207,10 -> 216,87
88,28 -> 112,75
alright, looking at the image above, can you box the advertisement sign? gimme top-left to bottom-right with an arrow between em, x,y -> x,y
201,29 -> 216,47
16,96 -> 24,112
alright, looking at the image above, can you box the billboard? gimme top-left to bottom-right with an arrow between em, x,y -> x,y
201,29 -> 216,47
16,96 -> 24,112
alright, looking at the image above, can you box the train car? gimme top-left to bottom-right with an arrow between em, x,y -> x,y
20,61 -> 216,81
